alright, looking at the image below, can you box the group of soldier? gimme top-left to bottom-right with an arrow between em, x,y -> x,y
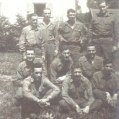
16,0 -> 119,119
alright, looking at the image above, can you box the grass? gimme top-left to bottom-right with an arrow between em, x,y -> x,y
0,52 -> 22,119
0,52 -> 22,76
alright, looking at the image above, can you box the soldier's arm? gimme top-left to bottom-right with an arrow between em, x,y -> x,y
50,60 -> 58,82
43,78 -> 60,101
18,28 -> 26,52
22,80 -> 40,102
62,77 -> 79,110
85,78 -> 95,106
92,73 -> 107,101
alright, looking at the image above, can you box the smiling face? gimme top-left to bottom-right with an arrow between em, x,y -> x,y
43,9 -> 51,20
73,68 -> 82,81
26,50 -> 35,62
87,46 -> 96,59
98,2 -> 108,14
67,11 -> 76,21
104,63 -> 113,73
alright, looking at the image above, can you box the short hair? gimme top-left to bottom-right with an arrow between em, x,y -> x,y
71,64 -> 81,73
97,0 -> 107,5
25,47 -> 35,52
67,9 -> 75,15
27,13 -> 37,20
33,63 -> 43,69
61,47 -> 70,53
43,8 -> 51,13
103,59 -> 112,65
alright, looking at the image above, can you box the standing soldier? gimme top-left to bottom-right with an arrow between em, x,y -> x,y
39,8 -> 58,77
18,13 -> 44,59
89,0 -> 118,61
58,9 -> 88,66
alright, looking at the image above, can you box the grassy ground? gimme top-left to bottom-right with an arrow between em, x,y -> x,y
0,52 -> 22,119
0,52 -> 22,76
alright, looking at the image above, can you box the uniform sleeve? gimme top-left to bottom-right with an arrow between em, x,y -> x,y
113,15 -> 119,46
18,28 -> 26,52
17,64 -> 24,80
85,78 -> 94,106
66,57 -> 73,75
37,30 -> 45,57
22,80 -> 39,102
50,60 -> 58,83
62,78 -> 78,109
92,73 -> 106,101
44,78 -> 60,101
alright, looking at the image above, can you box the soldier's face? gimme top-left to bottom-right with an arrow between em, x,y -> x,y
67,12 -> 76,21
87,46 -> 96,58
43,9 -> 51,19
104,63 -> 113,73
98,2 -> 108,14
34,67 -> 42,80
62,49 -> 70,61
30,16 -> 38,27
26,50 -> 35,62
73,68 -> 82,81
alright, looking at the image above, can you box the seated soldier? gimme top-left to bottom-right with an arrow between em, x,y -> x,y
50,48 -> 73,86
21,62 -> 60,119
79,45 -> 103,81
59,66 -> 102,119
92,60 -> 119,111
17,48 -> 35,81
15,48 -> 35,102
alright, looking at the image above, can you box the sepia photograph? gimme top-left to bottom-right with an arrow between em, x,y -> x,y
0,0 -> 119,119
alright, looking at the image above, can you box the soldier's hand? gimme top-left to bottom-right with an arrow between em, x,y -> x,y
106,92 -> 112,103
112,46 -> 118,52
54,50 -> 58,56
75,105 -> 83,115
110,94 -> 118,108
82,106 -> 90,114
40,99 -> 50,107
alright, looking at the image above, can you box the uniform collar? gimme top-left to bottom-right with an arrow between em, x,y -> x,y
97,12 -> 110,17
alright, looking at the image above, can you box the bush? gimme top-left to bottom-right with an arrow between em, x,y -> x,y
0,15 -> 27,52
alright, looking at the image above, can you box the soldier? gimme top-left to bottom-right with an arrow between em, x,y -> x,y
89,0 -> 118,61
59,66 -> 102,119
79,45 -> 103,81
50,48 -> 73,86
15,48 -> 43,102
18,13 -> 44,59
39,8 -> 58,77
21,62 -> 60,119
58,9 -> 88,66
17,48 -> 35,81
92,60 -> 119,117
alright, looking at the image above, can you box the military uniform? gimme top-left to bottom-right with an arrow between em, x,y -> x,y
79,55 -> 103,80
50,56 -> 73,85
60,75 -> 101,113
90,12 -> 118,61
21,76 -> 60,118
92,70 -> 119,102
58,21 -> 88,66
39,21 -> 58,76
19,25 -> 44,57
17,61 -> 33,80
